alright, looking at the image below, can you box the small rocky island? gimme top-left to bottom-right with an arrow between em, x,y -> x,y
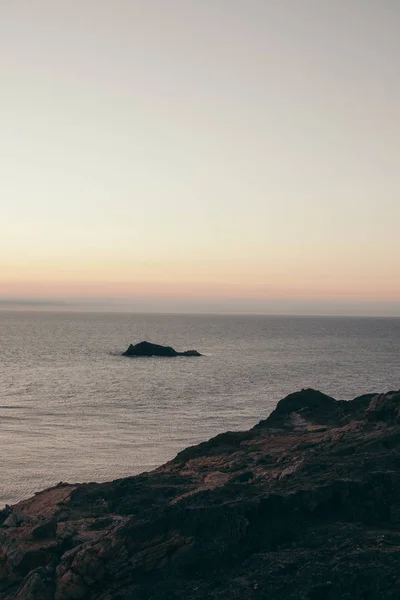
1,388 -> 400,599
122,340 -> 202,357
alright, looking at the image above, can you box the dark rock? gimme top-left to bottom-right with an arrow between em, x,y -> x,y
2,388 -> 400,599
367,391 -> 400,421
3,513 -> 19,528
55,570 -> 88,600
31,519 -> 57,540
0,504 -> 11,526
15,567 -> 53,600
257,388 -> 339,429
122,340 -> 201,357
9,549 -> 49,576
179,349 -> 202,356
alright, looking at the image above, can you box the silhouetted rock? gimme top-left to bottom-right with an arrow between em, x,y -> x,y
122,340 -> 201,357
256,388 -> 340,428
179,349 -> 202,356
1,388 -> 400,599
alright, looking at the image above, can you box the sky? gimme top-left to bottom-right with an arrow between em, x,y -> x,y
1,0 -> 399,315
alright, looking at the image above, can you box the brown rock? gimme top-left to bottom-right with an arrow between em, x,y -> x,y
55,571 -> 88,600
31,519 -> 57,540
1,388 -> 400,600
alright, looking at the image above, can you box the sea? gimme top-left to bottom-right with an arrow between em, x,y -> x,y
1,311 -> 399,507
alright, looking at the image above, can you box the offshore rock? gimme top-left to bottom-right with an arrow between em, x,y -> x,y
122,340 -> 202,357
1,388 -> 400,599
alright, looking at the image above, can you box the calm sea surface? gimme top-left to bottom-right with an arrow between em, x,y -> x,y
1,311 -> 399,506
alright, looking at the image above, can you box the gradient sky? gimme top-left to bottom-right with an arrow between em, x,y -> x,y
1,1 -> 399,315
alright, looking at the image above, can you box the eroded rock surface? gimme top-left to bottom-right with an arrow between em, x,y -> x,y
2,388 -> 400,599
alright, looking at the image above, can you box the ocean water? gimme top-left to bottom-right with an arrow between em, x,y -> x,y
1,311 -> 399,507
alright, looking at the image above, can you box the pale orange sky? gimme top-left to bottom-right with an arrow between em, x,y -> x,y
1,1 -> 399,315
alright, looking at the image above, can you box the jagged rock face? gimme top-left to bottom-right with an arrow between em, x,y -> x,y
122,341 -> 202,357
367,390 -> 400,422
1,388 -> 400,599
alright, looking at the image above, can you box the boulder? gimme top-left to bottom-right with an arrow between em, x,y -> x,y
31,519 -> 57,540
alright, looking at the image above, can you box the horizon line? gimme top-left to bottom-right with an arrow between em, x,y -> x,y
0,306 -> 399,319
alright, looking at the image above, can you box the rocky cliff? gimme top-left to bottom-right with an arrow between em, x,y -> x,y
1,388 -> 400,599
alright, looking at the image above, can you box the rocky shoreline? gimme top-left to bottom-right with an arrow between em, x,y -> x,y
1,388 -> 400,599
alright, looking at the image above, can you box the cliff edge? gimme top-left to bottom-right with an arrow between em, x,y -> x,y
1,388 -> 400,599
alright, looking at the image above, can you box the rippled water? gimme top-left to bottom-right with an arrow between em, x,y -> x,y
1,311 -> 399,506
